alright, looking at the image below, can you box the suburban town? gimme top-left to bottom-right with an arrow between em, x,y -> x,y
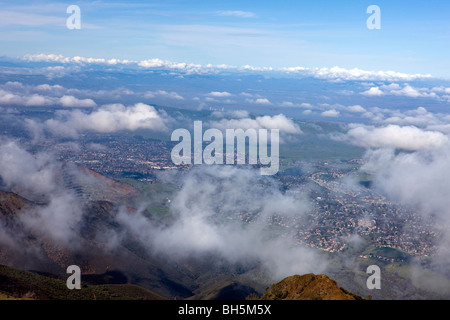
49,132 -> 440,258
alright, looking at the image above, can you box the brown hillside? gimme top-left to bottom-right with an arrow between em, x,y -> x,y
261,273 -> 363,300
0,190 -> 31,220
76,166 -> 138,201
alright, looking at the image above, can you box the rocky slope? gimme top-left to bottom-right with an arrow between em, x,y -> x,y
261,273 -> 363,300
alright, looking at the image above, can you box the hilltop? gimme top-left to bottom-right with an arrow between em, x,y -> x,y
261,273 -> 363,300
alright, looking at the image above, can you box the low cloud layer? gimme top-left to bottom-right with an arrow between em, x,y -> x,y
343,124 -> 448,151
362,146 -> 450,218
361,144 -> 450,272
361,83 -> 449,102
208,114 -> 302,135
0,82 -> 97,107
344,114 -> 450,282
0,140 -> 85,247
23,53 -> 433,81
27,103 -> 173,138
0,140 -> 327,280
118,166 -> 327,280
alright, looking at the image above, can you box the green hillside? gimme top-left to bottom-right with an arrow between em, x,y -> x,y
362,246 -> 412,261
0,264 -> 166,300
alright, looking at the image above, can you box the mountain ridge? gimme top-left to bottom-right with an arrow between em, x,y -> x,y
261,273 -> 364,300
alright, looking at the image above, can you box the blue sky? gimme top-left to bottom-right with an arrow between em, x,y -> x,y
1,0 -> 450,77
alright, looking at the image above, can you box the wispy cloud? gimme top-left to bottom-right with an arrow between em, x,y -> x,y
0,10 -> 64,27
216,10 -> 256,18
0,8 -> 101,29
206,91 -> 233,97
144,90 -> 184,100
246,98 -> 272,105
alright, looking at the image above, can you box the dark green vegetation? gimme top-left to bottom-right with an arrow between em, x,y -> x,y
0,264 -> 166,300
188,282 -> 259,300
362,246 -> 412,261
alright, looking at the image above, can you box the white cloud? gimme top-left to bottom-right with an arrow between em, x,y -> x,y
347,105 -> 366,113
0,140 -> 90,246
138,58 -> 208,74
24,54 -> 131,65
0,140 -> 132,252
362,84 -> 440,99
211,110 -> 250,119
0,83 -> 99,107
381,83 -> 401,90
361,87 -> 384,96
431,86 -> 450,94
0,89 -> 23,105
40,103 -> 172,137
24,94 -> 52,106
0,89 -> 55,106
391,85 -> 436,98
280,101 -> 313,108
280,101 -> 294,107
300,103 -> 313,108
5,81 -> 24,89
59,95 -> 97,107
35,84 -> 64,92
209,114 -> 301,134
345,124 -> 448,151
381,107 -> 444,128
22,54 -> 434,81
216,10 -> 256,18
246,98 -> 271,105
144,90 -> 184,100
359,143 -> 450,273
229,110 -> 250,118
119,166 -> 326,279
283,66 -> 432,81
204,97 -> 219,103
207,91 -> 233,97
321,109 -> 340,117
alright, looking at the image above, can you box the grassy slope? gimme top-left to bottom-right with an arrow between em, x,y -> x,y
362,246 -> 412,260
0,264 -> 166,300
